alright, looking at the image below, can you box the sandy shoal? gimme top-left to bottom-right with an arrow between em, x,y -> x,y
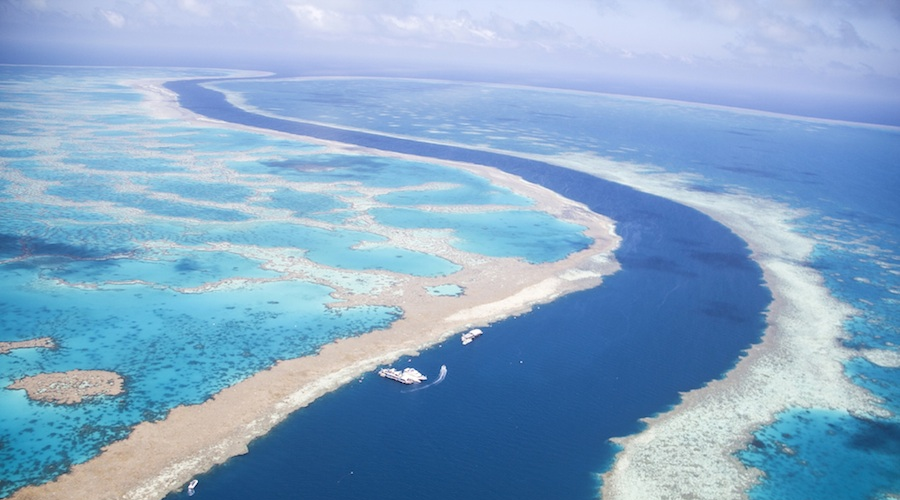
528,152 -> 887,500
0,337 -> 55,355
8,84 -> 620,500
8,370 -> 125,405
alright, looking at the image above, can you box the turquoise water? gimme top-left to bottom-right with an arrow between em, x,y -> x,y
739,408 -> 900,500
262,152 -> 515,188
376,182 -> 533,207
45,249 -> 279,289
425,284 -> 464,296
372,207 -> 591,263
145,178 -> 254,203
212,77 -> 899,499
260,188 -> 349,221
153,127 -> 311,153
0,67 -> 596,497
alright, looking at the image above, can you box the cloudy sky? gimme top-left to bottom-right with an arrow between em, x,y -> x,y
2,0 -> 899,122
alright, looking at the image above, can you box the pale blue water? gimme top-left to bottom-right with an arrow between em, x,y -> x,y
203,77 -> 899,499
371,207 -> 591,263
46,249 -> 279,289
146,179 -> 254,203
739,408 -> 900,500
0,67 -> 597,497
260,188 -> 349,221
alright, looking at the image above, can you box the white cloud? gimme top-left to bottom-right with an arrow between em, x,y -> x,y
382,12 -> 502,45
177,0 -> 212,17
139,1 -> 161,17
0,0 -> 897,96
282,3 -> 584,50
297,0 -> 414,17
287,3 -> 378,35
96,8 -> 125,28
288,4 -> 330,29
660,0 -> 885,52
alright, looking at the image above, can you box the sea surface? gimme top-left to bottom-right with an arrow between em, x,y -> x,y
0,67 -> 896,500
172,77 -> 898,499
169,80 -> 773,500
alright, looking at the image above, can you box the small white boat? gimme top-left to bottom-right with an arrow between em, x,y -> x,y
378,367 -> 427,384
461,328 -> 484,345
187,479 -> 198,496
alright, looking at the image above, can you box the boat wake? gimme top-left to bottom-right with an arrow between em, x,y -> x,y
403,365 -> 447,393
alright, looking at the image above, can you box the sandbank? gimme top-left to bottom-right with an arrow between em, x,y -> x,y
526,152 -> 886,499
7,83 -> 620,500
8,370 -> 125,405
0,337 -> 55,355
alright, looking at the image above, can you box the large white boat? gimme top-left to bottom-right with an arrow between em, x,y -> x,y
461,328 -> 484,345
378,367 -> 427,384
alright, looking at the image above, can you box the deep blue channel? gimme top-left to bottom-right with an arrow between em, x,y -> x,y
163,79 -> 771,499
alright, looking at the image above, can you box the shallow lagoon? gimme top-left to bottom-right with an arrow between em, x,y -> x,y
0,67 -> 598,497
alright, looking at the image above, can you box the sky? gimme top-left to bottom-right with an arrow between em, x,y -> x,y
1,0 -> 899,123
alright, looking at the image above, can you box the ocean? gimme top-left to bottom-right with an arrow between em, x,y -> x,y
0,67 -> 896,499
169,77 -> 898,499
159,91 -> 772,498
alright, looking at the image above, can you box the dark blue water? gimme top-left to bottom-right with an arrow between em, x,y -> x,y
163,80 -> 770,499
